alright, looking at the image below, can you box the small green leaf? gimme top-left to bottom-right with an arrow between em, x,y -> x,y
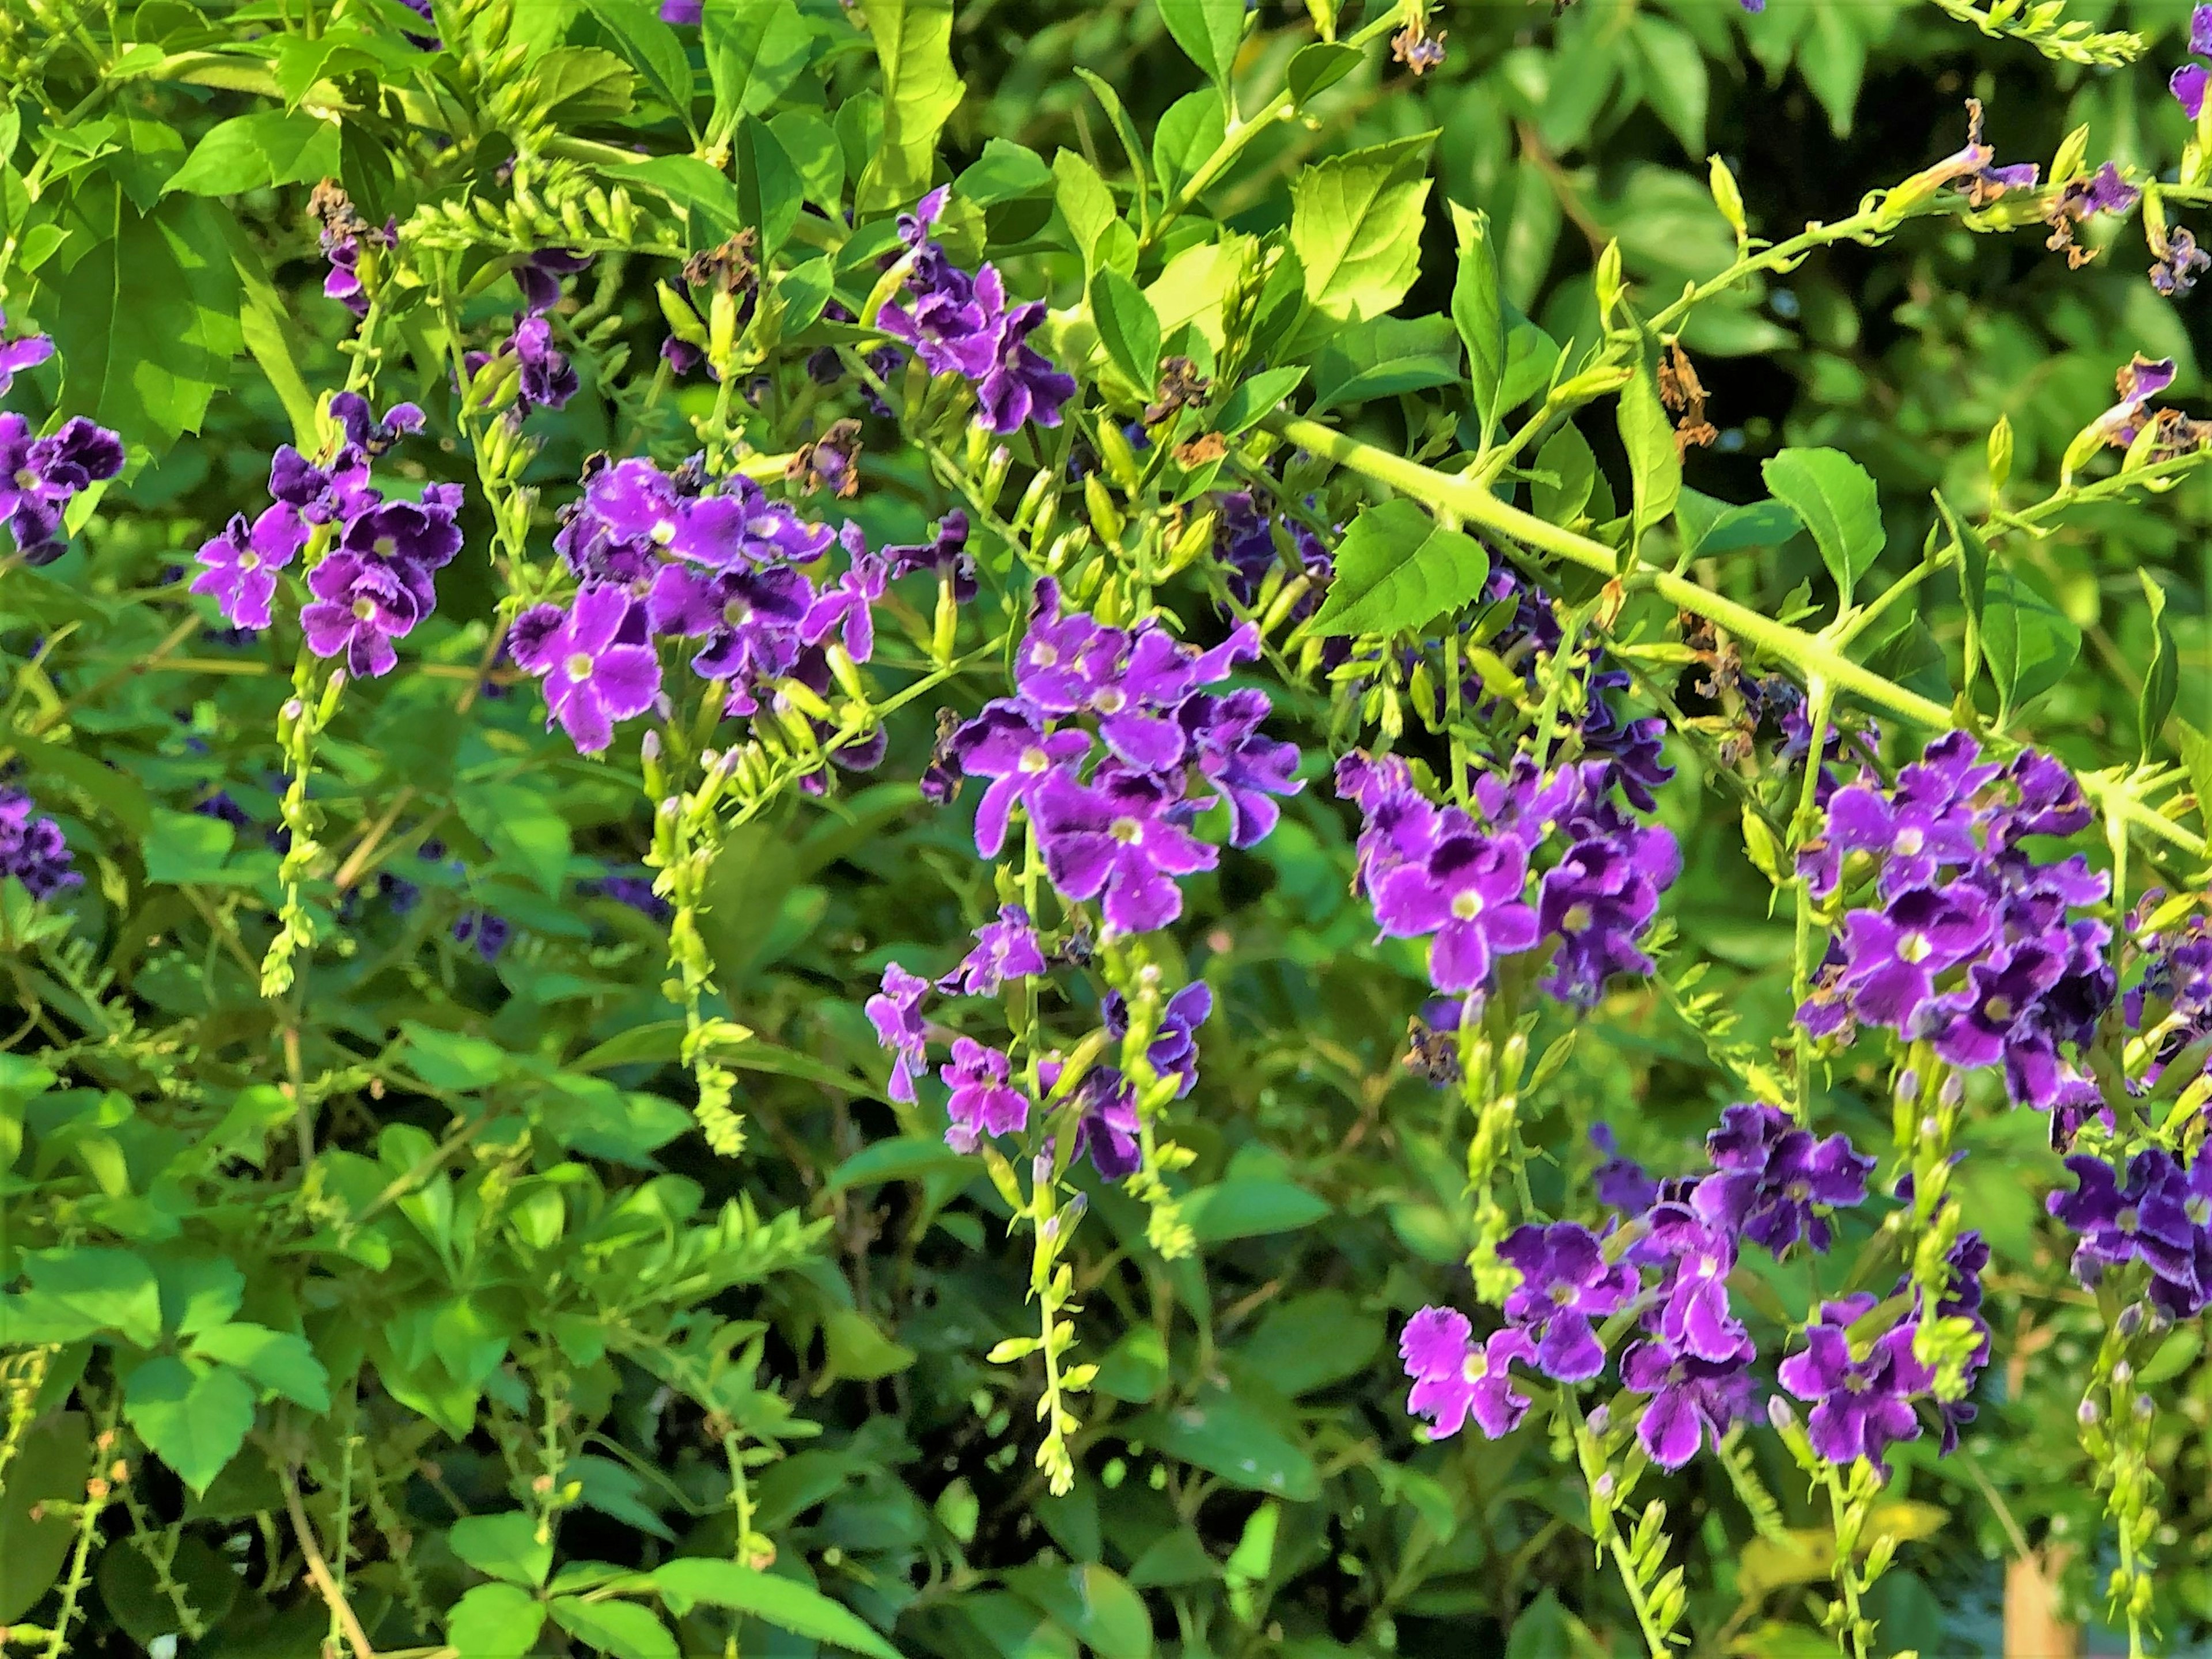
821,1309 -> 917,1382
1696,499 -> 1801,556
446,1582 -> 548,1659
2139,569 -> 2177,760
619,154 -> 743,248
826,1135 -> 976,1192
1309,313 -> 1459,414
1309,499 -> 1489,638
1214,366 -> 1305,436
855,0 -> 963,213
703,0 -> 810,134
734,115 -> 801,262
450,1511 -> 553,1587
2177,718 -> 2212,831
456,780 -> 573,897
1156,0 -> 1244,89
1054,148 -> 1120,279
190,1324 -> 331,1412
1286,40 -> 1359,106
162,110 -> 339,196
1530,425 -> 1597,526
550,1596 -> 680,1659
653,1559 -> 900,1658
123,1358 -> 256,1495
1618,365 -> 1680,538
955,137 -> 1052,206
1090,268 -> 1161,397
1449,203 -> 1505,442
1133,1389 -> 1319,1501
1761,447 -> 1884,604
583,0 -> 696,130
1181,1177 -> 1330,1243
1289,133 -> 1436,327
12,1247 -> 161,1346
1980,564 -> 2080,725
1933,490 -> 1988,622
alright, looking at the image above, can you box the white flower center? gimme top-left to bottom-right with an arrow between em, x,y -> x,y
351,597 -> 377,620
1030,643 -> 1059,668
652,518 -> 677,546
372,535 -> 398,559
1562,902 -> 1593,934
1461,1351 -> 1489,1383
1109,816 -> 1142,845
1893,826 -> 1926,857
238,551 -> 260,572
1983,994 -> 2013,1022
565,652 -> 594,683
1451,889 -> 1483,922
1018,745 -> 1050,775
1897,932 -> 1932,964
13,467 -> 36,490
1093,687 -> 1127,714
722,598 -> 752,628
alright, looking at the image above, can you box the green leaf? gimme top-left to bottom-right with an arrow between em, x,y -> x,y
619,154 -> 744,247
162,110 -> 340,197
1289,133 -> 1435,326
1309,313 -> 1460,414
450,1511 -> 553,1587
1631,16 -> 1707,157
550,1595 -> 680,1659
855,0 -> 963,213
1933,489 -> 1988,622
1181,1177 -> 1331,1244
456,779 -> 573,897
2177,718 -> 2212,831
1215,366 -> 1305,437
1004,1563 -> 1154,1659
1617,365 -> 1680,539
956,137 -> 1052,207
1761,447 -> 1884,604
1134,1389 -> 1319,1500
734,115 -> 801,262
1450,203 -> 1505,442
653,1559 -> 900,1658
446,1582 -> 548,1659
190,1324 -> 331,1412
821,1308 -> 917,1382
44,182 -> 242,450
529,46 -> 638,126
1053,148 -> 1120,279
1090,268 -> 1161,397
1231,1290 -> 1383,1397
141,808 -> 247,885
152,1255 -> 244,1336
1531,425 -> 1597,525
397,1020 -> 511,1090
826,1135 -> 976,1192
1150,89 -> 1225,203
1309,499 -> 1488,637
770,110 -> 845,213
703,0 -> 811,134
223,221 -> 319,452
1694,498 -> 1801,556
1980,564 -> 2080,724
1286,40 -> 1359,106
16,1247 -> 161,1346
0,1414 -> 89,1624
12,732 -> 151,835
582,0 -> 696,130
1157,0 -> 1243,89
123,1358 -> 256,1495
2139,570 -> 2177,760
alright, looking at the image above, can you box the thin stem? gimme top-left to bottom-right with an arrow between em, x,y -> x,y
281,1464 -> 381,1659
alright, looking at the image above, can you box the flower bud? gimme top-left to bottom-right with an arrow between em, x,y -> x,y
2134,1393 -> 2156,1423
1767,1395 -> 1798,1433
1940,1073 -> 1963,1108
2112,1359 -> 2133,1386
1593,1472 -> 1615,1501
2116,1304 -> 2144,1339
1585,1404 -> 1610,1436
1893,1067 -> 1919,1104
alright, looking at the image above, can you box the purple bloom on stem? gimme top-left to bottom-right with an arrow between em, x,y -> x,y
1592,1124 -> 1660,1214
301,551 -> 424,677
1180,689 -> 1302,848
1369,829 -> 1539,994
0,788 -> 81,899
1619,1341 -> 1749,1468
946,700 -> 1093,858
517,249 -> 592,316
192,507 -> 308,631
1033,764 -> 1219,935
1820,779 -> 1979,898
1497,1221 -> 1635,1381
880,257 -> 1005,382
1399,1308 -> 1537,1440
1777,1295 -> 1932,1469
1695,1103 -> 1874,1255
2152,226 -> 2212,297
866,963 -> 931,1104
660,0 -> 702,20
1070,1068 -> 1142,1179
1104,982 -> 1212,1097
646,561 -> 813,695
1932,941 -> 2064,1069
978,302 -> 1077,433
2088,355 -> 2180,448
938,904 -> 1048,997
329,392 -> 424,457
0,309 -> 54,397
342,498 -> 462,579
452,911 -> 511,962
514,314 -> 579,410
885,509 -> 976,601
802,540 -> 887,663
2183,65 -> 2212,123
527,586 -> 662,755
1831,882 -> 1994,1030
941,1037 -> 1030,1153
2047,1151 -> 2203,1308
0,414 -> 126,565
1643,1202 -> 1751,1363
1537,831 -> 1673,1005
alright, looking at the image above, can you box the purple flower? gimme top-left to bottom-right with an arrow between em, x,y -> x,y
946,701 -> 1094,858
1399,1308 -> 1537,1440
2088,354 -> 2180,448
0,788 -> 81,899
1180,689 -> 1302,849
941,1037 -> 1030,1153
192,507 -> 308,631
660,0 -> 702,20
884,509 -> 976,601
0,414 -> 126,565
1931,940 -> 2065,1070
1369,827 -> 1539,994
1619,1341 -> 1749,1468
1828,881 -> 1993,1031
517,249 -> 592,316
579,872 -> 673,923
1497,1222 -> 1635,1381
2184,64 -> 2212,122
938,904 -> 1048,997
514,315 -> 579,411
525,586 -> 662,755
343,498 -> 462,578
301,551 -> 425,677
1642,1202 -> 1751,1363
1104,982 -> 1212,1099
1536,830 -> 1675,1005
1034,764 -> 1218,935
1777,1296 -> 1932,1469
2195,2 -> 2212,55
866,963 -> 931,1104
801,538 -> 887,663
647,561 -> 813,702
452,911 -> 511,963
2152,225 -> 2212,297
2047,1151 -> 2205,1311
1069,1067 -> 1142,1179
0,309 -> 55,397
1819,777 -> 1980,899
1592,1124 -> 1659,1214
328,393 -> 424,457
978,301 -> 1077,433
1694,1103 -> 1873,1255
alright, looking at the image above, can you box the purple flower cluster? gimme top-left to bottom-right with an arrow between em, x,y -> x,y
194,396 -> 461,679
935,581 -> 1300,935
2050,1149 -> 2212,1319
1796,734 -> 2114,1113
878,190 -> 1075,436
466,251 -> 590,416
1401,1104 -> 1922,1471
2170,6 -> 2212,120
0,788 -> 81,899
1214,491 -> 1334,621
1337,752 -> 1677,1005
0,414 -> 124,568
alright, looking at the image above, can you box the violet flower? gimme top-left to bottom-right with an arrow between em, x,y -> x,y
1103,982 -> 1212,1099
1033,764 -> 1219,935
0,788 -> 81,899
527,586 -> 662,755
978,302 -> 1077,433
1368,827 -> 1539,994
1619,1341 -> 1749,1468
1497,1221 -> 1635,1381
941,1037 -> 1030,1153
192,507 -> 308,631
1695,1103 -> 1873,1255
946,700 -> 1094,858
938,904 -> 1048,997
0,414 -> 126,565
1777,1295 -> 1933,1469
1180,688 -> 1304,849
0,308 -> 54,397
866,963 -> 931,1104
884,509 -> 976,601
301,551 -> 425,677
1399,1308 -> 1537,1441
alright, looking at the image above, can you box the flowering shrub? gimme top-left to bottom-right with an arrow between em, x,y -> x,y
13,0 -> 2212,1655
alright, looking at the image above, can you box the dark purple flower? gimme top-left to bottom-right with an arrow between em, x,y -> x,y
881,252 -> 1005,382
1180,689 -> 1302,849
1034,764 -> 1218,935
2047,1151 -> 2203,1310
1369,827 -> 1539,994
1777,1295 -> 1932,1469
1641,1202 -> 1751,1363
883,509 -> 976,602
514,315 -> 580,411
328,392 -> 425,458
301,551 -> 425,677
938,904 -> 1048,996
1400,1308 -> 1537,1440
2177,63 -> 2209,121
1104,982 -> 1212,1099
1619,1341 -> 1749,1468
978,301 -> 1076,433
1592,1124 -> 1660,1214
0,414 -> 126,565
342,498 -> 462,579
1536,830 -> 1676,1006
660,0 -> 702,20
452,911 -> 511,962
948,702 -> 1094,858
192,507 -> 308,631
866,963 -> 931,1104
518,249 -> 593,315
1497,1221 -> 1635,1381
1931,941 -> 2065,1070
941,1037 -> 1029,1153
646,561 -> 813,703
801,540 -> 887,664
0,788 -> 81,899
2089,354 -> 2180,448
0,308 -> 55,397
2153,225 -> 2212,297
1694,1103 -> 1873,1255
1069,1067 -> 1142,1179
526,586 -> 661,754
1818,778 -> 1980,899
580,872 -> 673,922
1829,881 -> 1994,1031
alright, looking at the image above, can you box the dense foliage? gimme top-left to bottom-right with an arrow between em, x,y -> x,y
13,0 -> 2212,1655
